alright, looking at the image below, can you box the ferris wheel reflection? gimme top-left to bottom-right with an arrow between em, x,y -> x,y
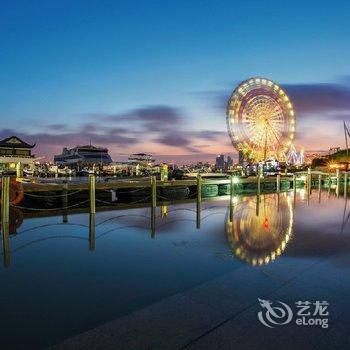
226,193 -> 294,266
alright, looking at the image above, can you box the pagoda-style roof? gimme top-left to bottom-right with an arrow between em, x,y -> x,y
0,136 -> 36,149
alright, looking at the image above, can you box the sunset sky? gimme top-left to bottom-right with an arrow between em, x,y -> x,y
1,0 -> 350,164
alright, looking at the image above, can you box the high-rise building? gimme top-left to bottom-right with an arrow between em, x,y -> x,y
215,154 -> 225,170
226,155 -> 233,168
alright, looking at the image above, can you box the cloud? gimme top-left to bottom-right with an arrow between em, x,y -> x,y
89,105 -> 182,131
214,80 -> 350,121
282,83 -> 350,116
0,104 -> 231,161
84,105 -> 228,155
192,130 -> 227,139
155,132 -> 200,153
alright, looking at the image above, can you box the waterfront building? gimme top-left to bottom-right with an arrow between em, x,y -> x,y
128,153 -> 155,167
0,136 -> 38,176
54,144 -> 113,167
126,153 -> 156,175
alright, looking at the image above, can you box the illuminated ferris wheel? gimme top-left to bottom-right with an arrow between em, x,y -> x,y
227,78 -> 296,162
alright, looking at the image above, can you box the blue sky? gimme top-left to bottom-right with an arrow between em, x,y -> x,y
1,0 -> 350,162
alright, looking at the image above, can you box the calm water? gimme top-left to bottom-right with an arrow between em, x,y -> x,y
0,189 -> 349,349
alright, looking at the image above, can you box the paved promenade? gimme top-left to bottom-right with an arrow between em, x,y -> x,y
50,248 -> 350,350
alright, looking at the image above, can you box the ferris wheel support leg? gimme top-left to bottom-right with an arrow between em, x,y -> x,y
276,174 -> 281,193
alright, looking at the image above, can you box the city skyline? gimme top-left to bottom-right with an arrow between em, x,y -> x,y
1,0 -> 350,164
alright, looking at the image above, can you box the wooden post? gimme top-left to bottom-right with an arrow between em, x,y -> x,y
16,162 -> 23,178
344,172 -> 348,198
1,176 -> 10,225
196,174 -> 202,228
229,175 -> 234,222
257,174 -> 261,195
89,213 -> 95,250
318,174 -> 322,190
318,174 -> 322,203
151,176 -> 157,208
62,182 -> 68,223
89,175 -> 96,214
150,176 -> 157,237
151,206 -> 156,238
306,167 -> 312,195
1,176 -> 10,267
327,174 -> 332,196
276,174 -> 280,193
293,174 -> 297,208
336,169 -> 340,197
230,175 -> 234,198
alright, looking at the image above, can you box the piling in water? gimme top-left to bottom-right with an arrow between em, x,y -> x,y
1,176 -> 10,267
89,175 -> 96,214
196,175 -> 202,228
151,176 -> 157,208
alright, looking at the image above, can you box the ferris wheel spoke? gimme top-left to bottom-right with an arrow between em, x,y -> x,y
266,120 -> 283,148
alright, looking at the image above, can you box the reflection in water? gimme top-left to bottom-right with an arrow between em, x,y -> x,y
2,189 -> 349,268
226,193 -> 293,266
1,207 -> 24,267
4,207 -> 23,235
341,196 -> 350,234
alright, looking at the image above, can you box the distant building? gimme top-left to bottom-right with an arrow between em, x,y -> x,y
226,155 -> 233,169
215,154 -> 225,170
54,144 -> 113,167
0,136 -> 37,174
128,153 -> 155,167
238,151 -> 245,166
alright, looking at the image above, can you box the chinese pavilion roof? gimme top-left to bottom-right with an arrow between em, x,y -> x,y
0,136 -> 36,149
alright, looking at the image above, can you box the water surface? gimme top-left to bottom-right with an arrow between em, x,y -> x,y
0,189 -> 349,349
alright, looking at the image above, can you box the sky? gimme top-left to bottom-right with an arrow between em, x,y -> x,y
1,0 -> 350,164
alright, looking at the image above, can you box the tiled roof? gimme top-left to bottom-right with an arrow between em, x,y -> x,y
0,136 -> 35,148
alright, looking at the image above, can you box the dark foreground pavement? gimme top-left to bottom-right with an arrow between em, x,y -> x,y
49,253 -> 350,350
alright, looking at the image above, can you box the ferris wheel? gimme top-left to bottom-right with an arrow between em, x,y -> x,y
227,78 -> 296,162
